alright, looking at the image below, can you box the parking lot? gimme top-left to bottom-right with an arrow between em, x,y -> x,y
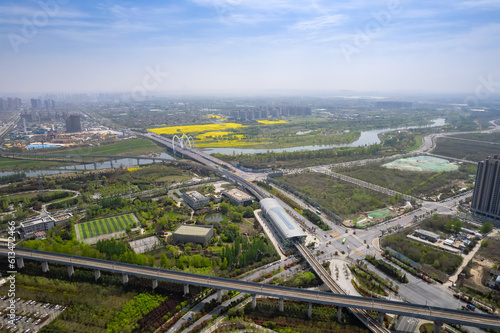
0,296 -> 65,333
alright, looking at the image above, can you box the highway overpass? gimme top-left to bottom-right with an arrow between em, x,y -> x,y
1,247 -> 498,330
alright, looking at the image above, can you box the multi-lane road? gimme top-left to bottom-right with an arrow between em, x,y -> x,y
1,247 -> 499,330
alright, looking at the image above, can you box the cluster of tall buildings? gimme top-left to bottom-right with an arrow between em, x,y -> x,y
227,106 -> 311,121
0,97 -> 22,111
21,109 -> 66,123
30,98 -> 55,110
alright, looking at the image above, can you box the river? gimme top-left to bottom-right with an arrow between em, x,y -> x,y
201,118 -> 445,155
0,119 -> 445,177
0,152 -> 175,177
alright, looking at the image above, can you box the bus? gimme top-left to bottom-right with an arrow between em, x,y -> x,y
342,238 -> 346,245
316,210 -> 322,215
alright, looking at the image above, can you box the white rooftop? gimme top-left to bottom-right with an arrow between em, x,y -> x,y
260,198 -> 306,239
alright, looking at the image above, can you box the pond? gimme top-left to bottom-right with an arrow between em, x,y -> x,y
205,213 -> 223,223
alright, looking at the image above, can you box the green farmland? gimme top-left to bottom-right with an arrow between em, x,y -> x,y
78,214 -> 137,239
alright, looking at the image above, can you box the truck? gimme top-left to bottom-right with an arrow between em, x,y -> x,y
466,304 -> 476,311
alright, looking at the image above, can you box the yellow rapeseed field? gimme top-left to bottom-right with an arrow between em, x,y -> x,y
196,131 -> 245,140
148,123 -> 246,135
195,140 -> 258,148
257,120 -> 287,124
196,131 -> 232,139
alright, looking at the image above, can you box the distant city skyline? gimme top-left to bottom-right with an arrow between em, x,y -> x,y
1,0 -> 500,95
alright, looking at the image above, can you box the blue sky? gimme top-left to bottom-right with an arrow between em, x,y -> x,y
1,0 -> 499,95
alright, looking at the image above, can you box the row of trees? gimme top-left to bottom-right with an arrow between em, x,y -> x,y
221,235 -> 279,271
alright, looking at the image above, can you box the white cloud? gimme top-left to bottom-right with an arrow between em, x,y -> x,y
291,15 -> 345,31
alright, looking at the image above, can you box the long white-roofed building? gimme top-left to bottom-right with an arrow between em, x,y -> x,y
260,198 -> 306,245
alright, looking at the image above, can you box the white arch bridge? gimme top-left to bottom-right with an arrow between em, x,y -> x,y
172,134 -> 194,155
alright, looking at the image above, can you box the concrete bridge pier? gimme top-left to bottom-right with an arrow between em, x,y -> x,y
152,279 -> 158,290
377,312 -> 385,324
137,158 -> 140,165
279,298 -> 284,312
252,294 -> 257,309
433,321 -> 443,333
337,306 -> 342,322
122,274 -> 129,285
110,159 -> 114,168
184,283 -> 189,295
16,257 -> 24,269
41,261 -> 49,273
308,303 -> 312,319
94,269 -> 100,282
43,155 -> 45,160
217,289 -> 222,303
67,265 -> 74,278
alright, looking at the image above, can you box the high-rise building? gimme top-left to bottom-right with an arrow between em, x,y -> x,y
31,98 -> 38,109
65,114 -> 82,133
471,155 -> 500,222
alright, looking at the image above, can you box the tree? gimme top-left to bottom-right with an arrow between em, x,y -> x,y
243,206 -> 254,218
479,222 -> 493,234
453,221 -> 462,233
231,212 -> 243,223
219,202 -> 231,215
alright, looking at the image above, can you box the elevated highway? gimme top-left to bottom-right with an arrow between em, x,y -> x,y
1,247 -> 498,330
296,242 -> 388,333
143,132 -> 267,200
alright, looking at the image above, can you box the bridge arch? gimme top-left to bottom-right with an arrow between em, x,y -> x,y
172,133 -> 195,154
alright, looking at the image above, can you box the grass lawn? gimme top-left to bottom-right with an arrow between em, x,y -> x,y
0,139 -> 164,171
54,138 -> 164,156
0,157 -> 73,171
274,172 -> 392,218
419,323 -> 434,333
405,134 -> 422,152
339,162 -> 476,199
78,213 -> 136,239
117,164 -> 192,185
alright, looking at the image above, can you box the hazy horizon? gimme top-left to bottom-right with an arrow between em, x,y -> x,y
1,0 -> 500,96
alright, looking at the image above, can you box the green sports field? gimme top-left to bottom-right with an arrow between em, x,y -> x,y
77,214 -> 136,239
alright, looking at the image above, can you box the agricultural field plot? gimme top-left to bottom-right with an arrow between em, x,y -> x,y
432,137 -> 500,162
77,214 -> 136,239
